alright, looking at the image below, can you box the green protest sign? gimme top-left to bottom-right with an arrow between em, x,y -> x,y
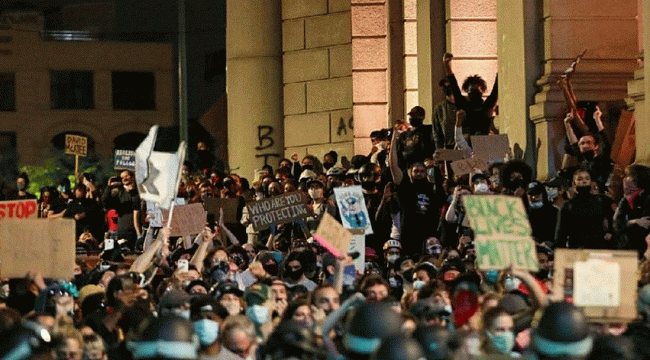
463,195 -> 538,271
462,195 -> 531,237
475,238 -> 539,271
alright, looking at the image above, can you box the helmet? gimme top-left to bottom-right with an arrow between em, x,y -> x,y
532,302 -> 592,358
299,170 -> 318,183
370,335 -> 426,360
343,302 -> 402,355
358,163 -> 378,183
383,240 -> 402,251
129,314 -> 199,359
413,325 -> 456,360
260,320 -> 323,360
326,167 -> 347,177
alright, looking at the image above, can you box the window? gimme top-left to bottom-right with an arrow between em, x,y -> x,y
112,71 -> 156,110
0,73 -> 15,111
51,71 -> 94,109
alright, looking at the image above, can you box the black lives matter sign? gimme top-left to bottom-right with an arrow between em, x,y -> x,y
246,192 -> 308,231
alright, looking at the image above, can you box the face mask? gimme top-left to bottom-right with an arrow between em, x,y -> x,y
323,162 -> 334,170
529,200 -> 543,209
308,188 -> 323,200
402,269 -> 414,283
484,270 -> 499,285
194,319 -> 220,346
503,276 -> 521,292
286,268 -> 304,281
536,268 -> 550,280
17,182 -> 26,191
172,308 -> 191,320
546,187 -> 558,202
410,117 -> 423,127
487,331 -> 515,354
443,86 -> 453,96
302,164 -> 314,171
222,301 -> 242,316
468,90 -> 482,104
510,178 -> 523,190
474,183 -> 490,194
386,254 -> 399,264
426,244 -> 442,255
361,182 -> 376,191
246,304 -> 269,325
413,280 -> 426,290
576,185 -> 592,195
582,150 -> 595,161
262,262 -> 279,277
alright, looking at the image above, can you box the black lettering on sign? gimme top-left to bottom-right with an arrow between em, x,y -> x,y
337,117 -> 354,136
256,126 -> 274,150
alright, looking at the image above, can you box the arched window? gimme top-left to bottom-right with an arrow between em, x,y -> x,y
113,132 -> 147,151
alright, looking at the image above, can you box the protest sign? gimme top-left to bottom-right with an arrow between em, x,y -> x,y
115,149 -> 136,170
146,201 -> 163,227
553,249 -> 637,322
463,195 -> 538,271
65,134 -> 87,156
333,186 -> 373,235
246,192 -> 308,231
168,203 -> 207,237
314,213 -> 352,258
204,198 -> 240,224
450,157 -> 488,177
0,199 -> 38,221
0,219 -> 75,279
470,134 -> 509,163
434,149 -> 465,162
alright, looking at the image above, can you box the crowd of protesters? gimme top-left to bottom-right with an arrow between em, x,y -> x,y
1,52 -> 650,360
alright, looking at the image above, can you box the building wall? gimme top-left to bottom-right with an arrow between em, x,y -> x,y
0,12 -> 174,166
282,0 -> 354,164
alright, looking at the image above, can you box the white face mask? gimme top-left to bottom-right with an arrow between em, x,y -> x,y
308,188 -> 323,200
386,254 -> 399,264
246,304 -> 269,325
474,183 -> 490,194
413,280 -> 426,290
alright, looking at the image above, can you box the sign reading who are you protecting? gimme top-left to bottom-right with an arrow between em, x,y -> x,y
463,195 -> 538,271
246,191 -> 309,231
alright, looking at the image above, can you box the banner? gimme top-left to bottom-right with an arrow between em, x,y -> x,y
246,192 -> 308,231
115,149 -> 136,170
470,134 -> 509,163
553,249 -> 637,322
314,213 -> 352,258
333,186 -> 373,235
450,157 -> 488,177
168,203 -> 207,237
463,195 -> 538,271
0,199 -> 38,221
0,219 -> 75,279
65,134 -> 87,156
433,149 -> 465,162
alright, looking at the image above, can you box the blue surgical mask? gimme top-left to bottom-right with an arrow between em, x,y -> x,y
173,309 -> 191,320
413,280 -> 426,290
487,330 -> 515,354
529,200 -> 543,209
193,319 -> 220,346
246,304 -> 269,325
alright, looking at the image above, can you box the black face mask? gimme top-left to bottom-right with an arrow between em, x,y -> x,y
576,185 -> 592,195
262,262 -> 279,277
302,164 -> 314,171
443,86 -> 453,96
582,150 -> 596,161
323,162 -> 334,170
286,268 -> 304,281
402,269 -> 414,283
510,178 -> 524,190
410,117 -> 423,128
468,90 -> 483,104
361,181 -> 376,191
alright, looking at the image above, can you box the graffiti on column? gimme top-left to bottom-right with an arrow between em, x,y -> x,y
255,125 -> 280,166
336,117 -> 354,136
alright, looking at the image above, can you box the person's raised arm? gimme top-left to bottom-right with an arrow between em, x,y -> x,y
484,73 -> 499,109
563,112 -> 579,146
388,125 -> 404,185
593,106 -> 611,157
454,110 -> 471,155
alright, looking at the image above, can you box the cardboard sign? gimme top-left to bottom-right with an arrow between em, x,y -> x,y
65,134 -> 87,156
204,198 -> 240,224
553,249 -> 637,323
168,203 -> 207,237
470,134 -> 509,163
450,157 -> 488,177
333,186 -> 373,235
0,199 -> 38,220
314,213 -> 352,258
0,219 -> 76,279
246,192 -> 308,231
434,149 -> 465,162
115,149 -> 136,170
463,195 -> 538,271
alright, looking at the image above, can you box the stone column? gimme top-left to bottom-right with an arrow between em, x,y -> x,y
387,0 -> 404,122
529,0 -> 638,178
226,0 -> 283,179
496,0 -> 542,163
641,0 -> 650,164
416,0 -> 446,118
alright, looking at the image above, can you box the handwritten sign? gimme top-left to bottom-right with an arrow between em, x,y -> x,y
65,134 -> 87,156
204,198 -> 240,224
434,149 -> 465,162
314,213 -> 352,258
115,150 -> 136,170
168,203 -> 207,237
0,199 -> 38,220
463,195 -> 538,271
0,219 -> 75,279
246,192 -> 308,231
470,134 -> 509,163
553,249 -> 637,322
333,186 -> 373,235
450,157 -> 488,177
